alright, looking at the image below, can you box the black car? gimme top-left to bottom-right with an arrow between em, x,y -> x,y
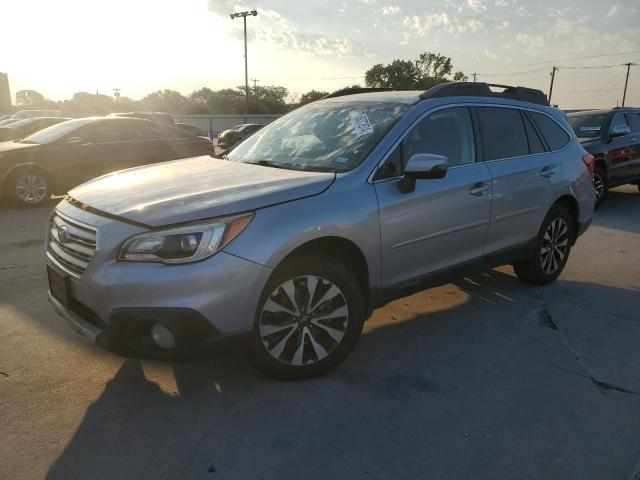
0,117 -> 213,207
567,108 -> 640,206
109,111 -> 175,126
0,117 -> 69,142
176,122 -> 206,137
216,123 -> 263,150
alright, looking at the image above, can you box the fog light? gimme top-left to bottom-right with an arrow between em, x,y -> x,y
150,323 -> 176,350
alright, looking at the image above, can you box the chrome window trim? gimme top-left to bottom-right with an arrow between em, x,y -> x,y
369,102 -> 572,183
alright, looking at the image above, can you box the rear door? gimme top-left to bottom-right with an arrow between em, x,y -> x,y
374,106 -> 492,287
480,106 -> 564,254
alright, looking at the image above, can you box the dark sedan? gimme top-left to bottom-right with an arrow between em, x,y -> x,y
0,117 -> 213,207
0,117 -> 69,142
217,123 -> 263,150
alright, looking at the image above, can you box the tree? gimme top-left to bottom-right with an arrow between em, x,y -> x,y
16,90 -> 46,107
298,90 -> 329,105
248,85 -> 289,114
139,89 -> 189,114
63,92 -> 114,114
365,52 -> 467,90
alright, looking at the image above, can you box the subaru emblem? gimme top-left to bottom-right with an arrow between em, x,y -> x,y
57,225 -> 70,244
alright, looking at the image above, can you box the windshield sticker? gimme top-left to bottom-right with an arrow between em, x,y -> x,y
352,112 -> 374,137
580,126 -> 601,132
333,156 -> 349,164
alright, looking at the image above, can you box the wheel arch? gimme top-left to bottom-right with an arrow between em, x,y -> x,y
271,236 -> 373,317
2,162 -> 53,197
552,194 -> 580,245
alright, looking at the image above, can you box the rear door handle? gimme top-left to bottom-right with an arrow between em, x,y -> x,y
469,182 -> 489,196
540,166 -> 556,178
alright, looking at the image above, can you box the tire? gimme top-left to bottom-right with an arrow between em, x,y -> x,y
593,166 -> 608,208
513,205 -> 574,286
245,254 -> 365,380
6,168 -> 51,207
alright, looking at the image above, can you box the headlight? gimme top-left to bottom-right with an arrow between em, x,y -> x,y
118,213 -> 253,264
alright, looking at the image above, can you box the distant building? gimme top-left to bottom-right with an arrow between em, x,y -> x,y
0,73 -> 10,113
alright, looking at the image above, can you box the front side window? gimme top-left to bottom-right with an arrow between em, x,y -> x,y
84,122 -> 122,143
402,107 -> 476,168
228,101 -> 409,172
626,113 -> 640,133
477,107 -> 529,161
529,112 -> 570,151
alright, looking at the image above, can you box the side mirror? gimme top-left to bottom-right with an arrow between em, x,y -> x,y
609,124 -> 631,139
398,153 -> 448,194
67,136 -> 84,145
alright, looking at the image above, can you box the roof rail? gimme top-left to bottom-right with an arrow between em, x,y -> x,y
323,87 -> 394,99
420,82 -> 549,106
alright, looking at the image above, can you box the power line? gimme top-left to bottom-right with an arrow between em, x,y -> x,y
472,49 -> 640,70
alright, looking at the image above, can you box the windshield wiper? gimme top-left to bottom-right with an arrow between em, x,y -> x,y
248,160 -> 292,170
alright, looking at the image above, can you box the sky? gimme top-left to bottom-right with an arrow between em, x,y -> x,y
1,0 -> 640,109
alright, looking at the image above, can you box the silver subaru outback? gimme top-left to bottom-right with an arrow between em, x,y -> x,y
46,83 -> 596,379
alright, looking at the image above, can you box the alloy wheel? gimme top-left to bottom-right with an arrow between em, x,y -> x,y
16,174 -> 47,204
540,217 -> 569,275
593,172 -> 604,200
259,275 -> 349,366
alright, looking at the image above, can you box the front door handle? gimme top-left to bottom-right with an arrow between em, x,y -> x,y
469,182 -> 489,196
540,166 -> 556,178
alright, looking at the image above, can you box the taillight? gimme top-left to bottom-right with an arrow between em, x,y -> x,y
582,153 -> 595,173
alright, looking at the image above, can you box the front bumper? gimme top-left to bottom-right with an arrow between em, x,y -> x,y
47,200 -> 272,356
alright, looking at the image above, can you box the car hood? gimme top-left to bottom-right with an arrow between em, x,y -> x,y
69,156 -> 335,227
0,141 -> 37,153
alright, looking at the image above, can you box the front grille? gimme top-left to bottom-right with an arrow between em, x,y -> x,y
47,210 -> 97,277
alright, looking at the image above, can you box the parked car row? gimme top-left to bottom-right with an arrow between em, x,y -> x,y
44,82 -> 597,380
0,116 -> 213,206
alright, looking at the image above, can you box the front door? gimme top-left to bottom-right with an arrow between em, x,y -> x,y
374,106 -> 492,288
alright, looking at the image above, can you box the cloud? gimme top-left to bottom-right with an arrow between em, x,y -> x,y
466,0 -> 487,12
606,4 -> 619,17
381,5 -> 401,15
403,13 -> 483,36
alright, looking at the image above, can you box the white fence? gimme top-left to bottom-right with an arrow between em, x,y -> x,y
172,114 -> 281,135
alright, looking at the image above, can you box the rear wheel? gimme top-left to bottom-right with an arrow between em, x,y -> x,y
7,169 -> 51,207
593,166 -> 608,208
246,255 -> 365,380
513,205 -> 573,285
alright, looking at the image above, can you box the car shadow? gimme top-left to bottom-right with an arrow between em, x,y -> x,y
592,186 -> 640,234
44,271 -> 640,480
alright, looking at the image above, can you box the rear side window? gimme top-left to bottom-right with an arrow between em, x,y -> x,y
529,112 -> 570,151
610,113 -> 629,131
522,113 -> 546,154
477,107 -> 528,161
625,113 -> 640,133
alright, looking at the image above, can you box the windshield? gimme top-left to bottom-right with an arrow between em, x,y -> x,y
567,113 -> 608,139
227,101 -> 409,172
3,118 -> 34,129
21,118 -> 93,144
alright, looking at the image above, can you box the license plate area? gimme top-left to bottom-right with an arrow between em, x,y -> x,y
47,266 -> 71,309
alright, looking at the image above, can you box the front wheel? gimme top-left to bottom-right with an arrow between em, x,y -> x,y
513,205 -> 574,285
246,255 -> 365,380
7,169 -> 51,207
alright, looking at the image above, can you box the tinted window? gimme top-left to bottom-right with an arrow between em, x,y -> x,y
523,113 -> 546,154
567,113 -> 607,139
84,122 -> 122,143
374,143 -> 403,180
529,112 -> 570,151
611,113 -> 629,130
625,113 -> 640,133
477,107 -> 528,160
402,107 -> 475,167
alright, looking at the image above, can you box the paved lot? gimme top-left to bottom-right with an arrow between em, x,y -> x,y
1,186 -> 639,480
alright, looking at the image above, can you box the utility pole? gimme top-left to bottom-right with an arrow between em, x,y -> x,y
548,66 -> 557,104
230,10 -> 258,115
473,73 -> 477,82
251,78 -> 259,88
622,62 -> 633,107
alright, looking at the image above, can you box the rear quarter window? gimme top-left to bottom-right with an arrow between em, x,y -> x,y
529,112 -> 570,151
